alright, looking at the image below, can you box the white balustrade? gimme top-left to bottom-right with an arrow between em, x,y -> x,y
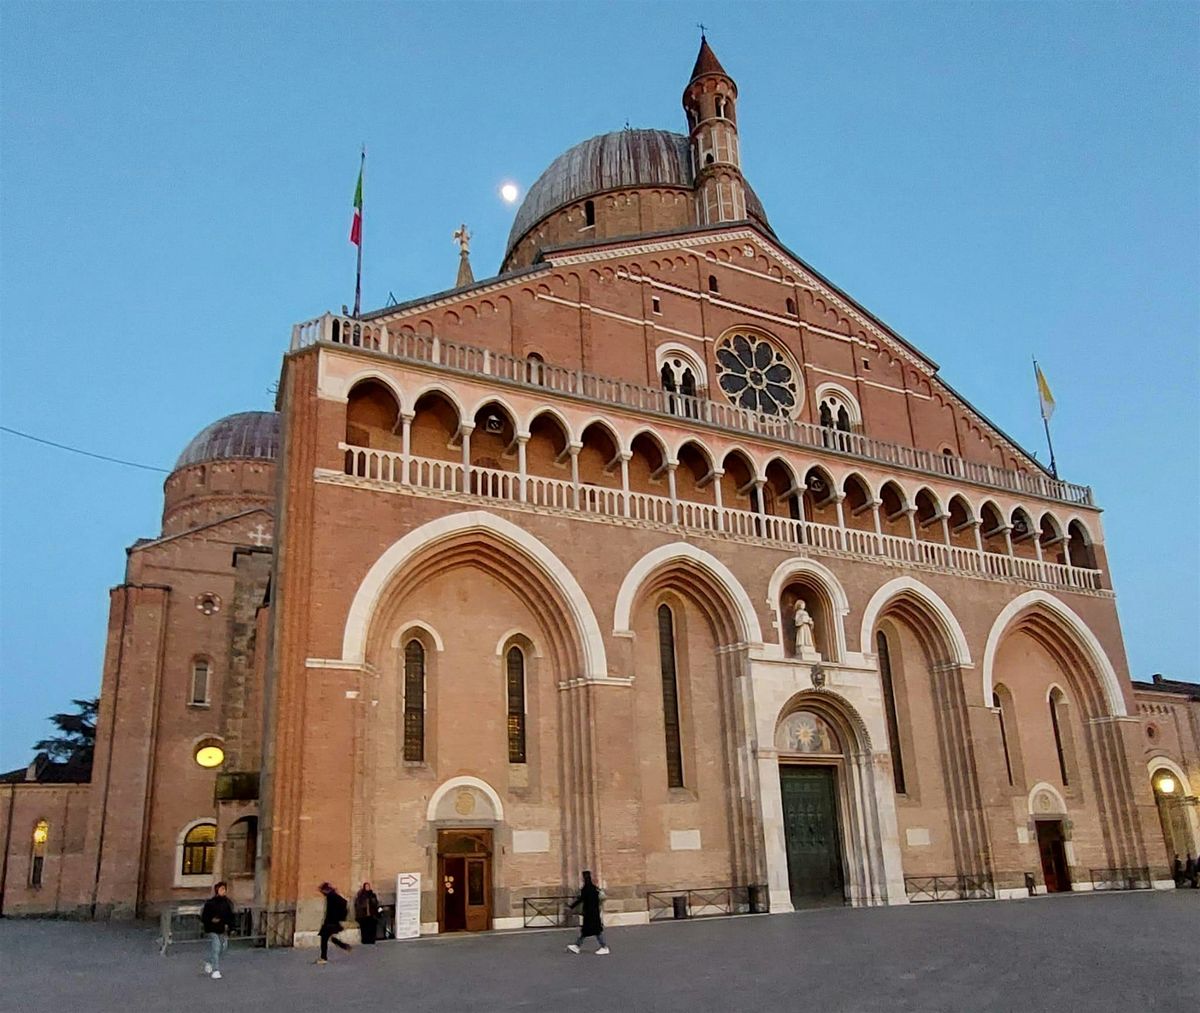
333,445 -> 1102,593
305,323 -> 1094,506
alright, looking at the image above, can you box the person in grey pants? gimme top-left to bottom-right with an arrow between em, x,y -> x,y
201,882 -> 235,979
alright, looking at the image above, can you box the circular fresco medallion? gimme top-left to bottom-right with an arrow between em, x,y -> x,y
454,789 -> 476,815
714,333 -> 798,417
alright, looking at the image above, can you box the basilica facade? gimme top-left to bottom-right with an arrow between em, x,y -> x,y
3,38 -> 1196,934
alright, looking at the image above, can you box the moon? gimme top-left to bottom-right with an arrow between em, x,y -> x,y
500,182 -> 519,204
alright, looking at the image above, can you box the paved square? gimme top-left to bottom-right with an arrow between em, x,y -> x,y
2,891 -> 1195,1013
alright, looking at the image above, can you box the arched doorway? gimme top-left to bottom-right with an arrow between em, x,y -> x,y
1150,763 -> 1197,868
776,709 -> 845,906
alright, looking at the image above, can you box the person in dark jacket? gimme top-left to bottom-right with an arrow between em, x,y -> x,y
1185,854 -> 1197,889
1172,855 -> 1184,887
355,882 -> 381,944
315,882 -> 352,964
201,881 -> 235,979
566,870 -> 609,955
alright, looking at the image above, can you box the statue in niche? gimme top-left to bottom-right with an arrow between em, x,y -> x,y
792,599 -> 817,657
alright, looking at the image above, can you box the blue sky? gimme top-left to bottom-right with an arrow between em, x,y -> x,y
1,2 -> 1197,769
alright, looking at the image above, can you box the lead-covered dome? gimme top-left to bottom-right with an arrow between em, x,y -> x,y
174,411 -> 280,471
504,128 -> 771,263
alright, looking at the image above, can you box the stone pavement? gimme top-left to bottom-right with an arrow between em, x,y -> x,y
1,891 -> 1196,1013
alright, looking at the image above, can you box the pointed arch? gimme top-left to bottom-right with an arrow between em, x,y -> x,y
858,577 -> 972,666
981,590 -> 1125,716
766,557 -> 850,661
341,511 -> 607,679
613,542 -> 763,644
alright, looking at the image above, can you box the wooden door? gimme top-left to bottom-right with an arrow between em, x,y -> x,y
1036,820 -> 1071,893
779,765 -> 844,906
437,829 -> 492,932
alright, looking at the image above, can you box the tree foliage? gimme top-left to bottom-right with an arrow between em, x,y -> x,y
33,697 -> 99,764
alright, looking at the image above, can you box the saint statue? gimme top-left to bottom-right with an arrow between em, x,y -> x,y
793,599 -> 816,655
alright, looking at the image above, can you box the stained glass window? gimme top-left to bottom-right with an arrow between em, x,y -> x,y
715,333 -> 798,417
657,605 -> 684,788
877,631 -> 906,794
181,822 -> 217,876
404,640 -> 425,762
775,711 -> 840,754
506,646 -> 526,764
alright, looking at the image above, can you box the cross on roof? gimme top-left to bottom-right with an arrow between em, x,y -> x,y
453,224 -> 471,254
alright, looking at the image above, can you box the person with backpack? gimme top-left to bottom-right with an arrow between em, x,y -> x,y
315,882 -> 352,964
565,870 -> 609,955
201,881 -> 235,979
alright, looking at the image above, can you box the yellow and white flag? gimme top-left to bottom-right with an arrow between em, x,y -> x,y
1035,363 -> 1055,421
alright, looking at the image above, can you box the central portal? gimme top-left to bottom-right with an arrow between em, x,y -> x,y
780,765 -> 845,907
1035,819 -> 1072,893
437,829 -> 492,932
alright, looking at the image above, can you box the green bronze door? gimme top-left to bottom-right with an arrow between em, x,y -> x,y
780,765 -> 844,906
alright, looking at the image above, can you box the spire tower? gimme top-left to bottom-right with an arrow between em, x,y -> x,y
683,35 -> 747,226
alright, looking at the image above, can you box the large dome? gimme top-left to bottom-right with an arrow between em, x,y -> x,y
505,128 -> 771,261
174,411 -> 280,471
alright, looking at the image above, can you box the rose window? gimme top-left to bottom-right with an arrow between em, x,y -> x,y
715,334 -> 798,416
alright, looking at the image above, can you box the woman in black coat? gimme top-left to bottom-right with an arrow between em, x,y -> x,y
566,870 -> 609,954
355,882 -> 381,944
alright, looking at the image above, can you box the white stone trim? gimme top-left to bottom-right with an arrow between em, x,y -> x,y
426,776 -> 505,823
173,817 -> 218,889
327,367 -> 407,408
1152,879 -> 1177,891
340,511 -> 607,680
1146,756 -> 1192,795
392,621 -> 446,653
814,382 -> 864,426
305,658 -> 370,670
980,590 -> 1126,716
612,541 -> 763,644
764,557 -> 850,663
858,576 -> 973,667
1027,781 -> 1068,816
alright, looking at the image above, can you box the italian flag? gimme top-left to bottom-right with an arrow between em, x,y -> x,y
349,165 -> 363,246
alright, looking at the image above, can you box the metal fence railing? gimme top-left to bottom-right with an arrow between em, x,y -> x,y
158,906 -> 295,954
904,874 -> 995,903
522,896 -> 576,928
1090,867 -> 1151,892
646,885 -> 769,922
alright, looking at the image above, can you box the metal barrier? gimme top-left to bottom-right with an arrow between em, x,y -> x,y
646,885 -> 768,921
158,905 -> 295,954
1090,867 -> 1151,891
904,874 -> 995,902
522,896 -> 576,928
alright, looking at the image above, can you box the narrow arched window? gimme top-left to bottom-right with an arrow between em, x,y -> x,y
403,640 -> 426,762
660,362 -> 677,393
506,646 -> 526,764
994,692 -> 1014,786
876,631 -> 906,794
819,402 -> 834,428
30,820 -> 49,887
680,368 -> 697,398
190,659 -> 210,706
1049,690 -> 1069,786
181,822 -> 217,876
707,274 -> 719,293
584,200 -> 595,227
525,352 -> 545,386
657,604 -> 684,788
786,296 -> 796,315
836,406 -> 851,433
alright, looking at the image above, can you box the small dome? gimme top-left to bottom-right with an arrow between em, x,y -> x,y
174,411 -> 280,471
504,128 -> 771,262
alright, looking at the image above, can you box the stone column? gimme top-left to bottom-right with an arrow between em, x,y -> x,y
399,411 -> 414,486
568,442 -> 581,511
619,451 -> 631,517
459,422 -> 475,495
516,433 -> 529,503
666,462 -> 679,524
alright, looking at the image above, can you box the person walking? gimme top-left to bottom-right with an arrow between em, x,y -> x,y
355,881 -> 381,944
566,870 -> 609,955
201,881 -> 235,979
1185,853 -> 1197,889
1172,855 -> 1184,887
315,882 -> 352,964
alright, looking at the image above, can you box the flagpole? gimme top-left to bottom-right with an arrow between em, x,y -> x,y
1033,357 -> 1058,479
353,147 -> 365,318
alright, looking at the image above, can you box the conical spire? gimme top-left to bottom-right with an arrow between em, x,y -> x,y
453,224 -> 475,287
690,34 -> 728,82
